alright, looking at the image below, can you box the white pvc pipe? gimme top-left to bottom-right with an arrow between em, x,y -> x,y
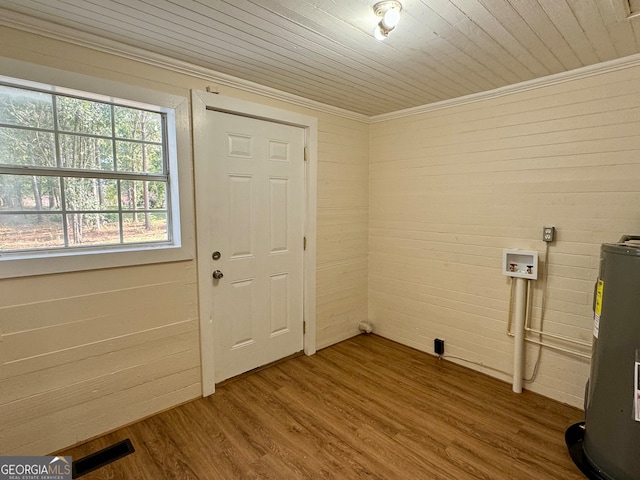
522,336 -> 591,359
512,277 -> 527,393
524,326 -> 592,347
506,330 -> 591,359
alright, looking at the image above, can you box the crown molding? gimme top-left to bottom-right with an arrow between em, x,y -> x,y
371,52 -> 640,123
0,8 -> 369,123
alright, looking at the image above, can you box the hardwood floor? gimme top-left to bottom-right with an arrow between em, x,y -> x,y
60,335 -> 585,479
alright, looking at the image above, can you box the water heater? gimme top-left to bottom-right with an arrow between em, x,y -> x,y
567,235 -> 640,480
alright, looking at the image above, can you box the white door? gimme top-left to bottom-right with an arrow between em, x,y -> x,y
203,110 -> 305,383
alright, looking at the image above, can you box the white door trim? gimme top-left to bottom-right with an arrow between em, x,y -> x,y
192,90 -> 317,396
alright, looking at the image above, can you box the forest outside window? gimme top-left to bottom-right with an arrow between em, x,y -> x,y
0,83 -> 174,254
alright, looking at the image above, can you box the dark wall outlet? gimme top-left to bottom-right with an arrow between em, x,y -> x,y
434,338 -> 445,355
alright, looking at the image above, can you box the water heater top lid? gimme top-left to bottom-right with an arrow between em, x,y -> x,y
602,234 -> 640,256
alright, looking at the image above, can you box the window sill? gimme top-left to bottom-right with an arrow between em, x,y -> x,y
0,244 -> 194,278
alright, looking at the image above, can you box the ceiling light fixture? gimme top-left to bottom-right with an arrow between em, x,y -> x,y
373,0 -> 403,41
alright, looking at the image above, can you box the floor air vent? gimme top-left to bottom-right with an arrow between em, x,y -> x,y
72,438 -> 135,478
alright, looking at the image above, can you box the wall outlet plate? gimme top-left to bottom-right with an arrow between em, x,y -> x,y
543,226 -> 555,243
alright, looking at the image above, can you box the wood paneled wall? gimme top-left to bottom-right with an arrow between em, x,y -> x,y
0,26 -> 368,455
316,115 -> 369,348
369,65 -> 640,408
0,263 -> 201,455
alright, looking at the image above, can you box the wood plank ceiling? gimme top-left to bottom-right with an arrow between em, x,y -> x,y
0,0 -> 639,116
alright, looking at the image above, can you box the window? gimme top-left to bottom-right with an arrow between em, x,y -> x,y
0,66 -> 193,278
0,83 -> 172,251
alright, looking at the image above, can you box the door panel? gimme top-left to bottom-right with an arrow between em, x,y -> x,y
204,110 -> 305,383
228,174 -> 254,257
269,177 -> 289,253
230,278 -> 255,347
269,273 -> 290,335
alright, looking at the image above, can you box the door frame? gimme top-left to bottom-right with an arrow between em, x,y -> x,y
191,90 -> 317,396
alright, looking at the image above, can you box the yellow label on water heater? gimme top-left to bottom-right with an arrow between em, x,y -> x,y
595,279 -> 604,316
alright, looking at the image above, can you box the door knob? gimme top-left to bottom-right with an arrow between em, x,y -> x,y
212,270 -> 224,280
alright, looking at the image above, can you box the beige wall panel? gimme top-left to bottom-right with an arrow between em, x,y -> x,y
370,65 -> 640,408
315,302 -> 367,350
317,261 -> 368,291
30,382 -> 202,456
318,162 -> 369,181
315,98 -> 369,350
0,26 -> 369,454
0,262 -> 197,305
1,349 -> 200,429
318,185 -> 368,209
1,331 -> 198,404
1,320 -> 196,381
315,151 -> 368,354
6,371 -> 202,456
2,284 -> 194,359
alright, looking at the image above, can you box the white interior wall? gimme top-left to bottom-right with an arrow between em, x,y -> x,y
369,64 -> 640,408
0,26 -> 369,455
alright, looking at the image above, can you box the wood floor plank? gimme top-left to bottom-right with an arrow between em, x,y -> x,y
59,335 -> 584,479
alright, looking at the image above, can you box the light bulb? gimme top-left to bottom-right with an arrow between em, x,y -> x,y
374,23 -> 388,41
383,7 -> 401,29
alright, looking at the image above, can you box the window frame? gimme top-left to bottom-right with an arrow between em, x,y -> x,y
0,61 -> 195,279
